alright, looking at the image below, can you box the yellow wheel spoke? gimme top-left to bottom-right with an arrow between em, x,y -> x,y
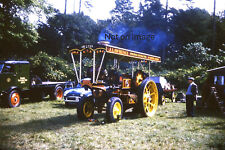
150,103 -> 155,107
150,92 -> 155,96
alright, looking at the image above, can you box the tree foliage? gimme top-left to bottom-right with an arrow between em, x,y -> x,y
171,8 -> 211,47
162,66 -> 208,92
29,51 -> 74,81
1,0 -> 225,89
37,13 -> 99,56
140,0 -> 167,31
153,42 -> 225,91
0,0 -> 52,59
110,0 -> 136,25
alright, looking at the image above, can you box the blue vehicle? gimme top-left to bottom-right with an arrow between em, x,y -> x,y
64,81 -> 92,107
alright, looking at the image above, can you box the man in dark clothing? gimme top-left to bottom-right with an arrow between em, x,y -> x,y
186,77 -> 198,117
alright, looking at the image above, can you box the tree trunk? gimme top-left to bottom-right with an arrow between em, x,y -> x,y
64,0 -> 67,14
73,0 -> 76,14
79,0 -> 82,13
212,0 -> 216,53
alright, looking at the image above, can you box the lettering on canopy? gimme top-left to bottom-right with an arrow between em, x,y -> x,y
106,46 -> 161,62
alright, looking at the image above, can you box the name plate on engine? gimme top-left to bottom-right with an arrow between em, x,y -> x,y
18,77 -> 28,84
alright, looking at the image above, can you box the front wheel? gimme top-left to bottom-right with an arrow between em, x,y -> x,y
138,79 -> 158,117
8,90 -> 21,108
106,97 -> 123,122
77,97 -> 94,120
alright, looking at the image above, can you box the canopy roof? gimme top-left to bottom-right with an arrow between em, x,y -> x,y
70,44 -> 161,62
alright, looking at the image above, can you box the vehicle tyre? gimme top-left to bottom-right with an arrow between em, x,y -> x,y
106,97 -> 123,122
159,95 -> 166,105
50,86 -> 64,100
171,92 -> 175,102
138,79 -> 158,117
8,90 -> 21,108
133,70 -> 144,88
77,97 -> 94,120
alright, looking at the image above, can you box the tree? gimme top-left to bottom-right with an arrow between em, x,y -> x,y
79,0 -> 92,13
37,13 -> 99,57
29,51 -> 74,81
159,42 -> 225,70
207,12 -> 225,54
171,8 -> 211,47
65,0 -> 67,14
215,16 -> 225,52
110,0 -> 136,25
0,0 -> 52,59
140,0 -> 167,31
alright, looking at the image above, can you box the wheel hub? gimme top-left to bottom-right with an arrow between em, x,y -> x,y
113,102 -> 121,119
83,101 -> 94,118
11,93 -> 20,106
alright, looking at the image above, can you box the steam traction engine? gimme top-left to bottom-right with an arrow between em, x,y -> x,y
64,42 -> 161,122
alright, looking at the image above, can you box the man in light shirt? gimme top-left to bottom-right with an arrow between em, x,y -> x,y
186,77 -> 198,117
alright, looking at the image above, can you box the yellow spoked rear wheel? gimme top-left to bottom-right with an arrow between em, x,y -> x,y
139,79 -> 158,117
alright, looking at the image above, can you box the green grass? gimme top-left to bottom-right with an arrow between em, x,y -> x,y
0,100 -> 224,150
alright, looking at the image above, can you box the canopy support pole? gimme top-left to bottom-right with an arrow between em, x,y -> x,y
132,61 -> 134,78
148,61 -> 151,77
71,53 -> 80,83
93,51 -> 96,83
96,51 -> 106,82
79,51 -> 82,82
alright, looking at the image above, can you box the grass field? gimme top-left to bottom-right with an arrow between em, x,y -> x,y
0,99 -> 224,150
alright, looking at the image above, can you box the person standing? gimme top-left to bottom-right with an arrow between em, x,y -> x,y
186,77 -> 198,117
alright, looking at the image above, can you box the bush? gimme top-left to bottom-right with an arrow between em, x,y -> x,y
152,42 -> 225,92
162,66 -> 208,92
29,51 -> 74,81
153,42 -> 225,71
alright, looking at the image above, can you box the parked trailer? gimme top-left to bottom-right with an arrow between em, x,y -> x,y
0,61 -> 65,108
